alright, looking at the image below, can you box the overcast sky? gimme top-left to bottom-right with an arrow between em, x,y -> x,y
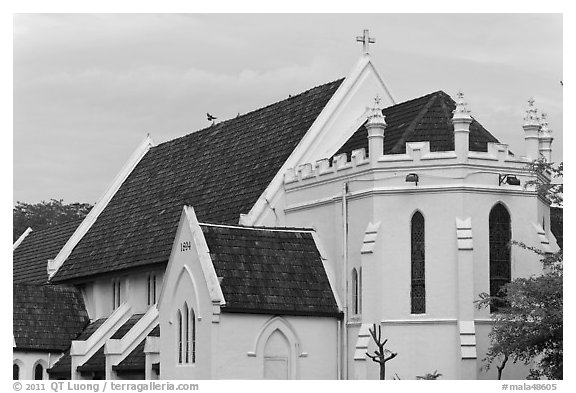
13,13 -> 563,205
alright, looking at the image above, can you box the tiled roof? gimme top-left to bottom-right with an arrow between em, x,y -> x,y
47,318 -> 107,376
51,79 -> 344,283
13,220 -> 81,284
76,314 -> 144,374
13,283 -> 89,352
200,224 -> 341,317
336,91 -> 500,157
113,325 -> 160,373
551,207 -> 563,249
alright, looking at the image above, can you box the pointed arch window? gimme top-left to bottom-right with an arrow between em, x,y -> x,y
358,267 -> 363,315
191,308 -> 196,363
177,310 -> 183,364
177,303 -> 197,364
411,211 -> 426,314
184,303 -> 189,363
351,268 -> 359,315
34,363 -> 43,380
489,203 -> 511,312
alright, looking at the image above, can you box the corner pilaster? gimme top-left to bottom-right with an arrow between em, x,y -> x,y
455,217 -> 478,379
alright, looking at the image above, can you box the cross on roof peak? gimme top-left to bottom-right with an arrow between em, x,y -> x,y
356,29 -> 375,54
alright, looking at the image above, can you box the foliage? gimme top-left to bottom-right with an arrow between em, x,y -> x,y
13,199 -> 93,241
416,370 -> 442,380
526,158 -> 563,206
476,161 -> 563,380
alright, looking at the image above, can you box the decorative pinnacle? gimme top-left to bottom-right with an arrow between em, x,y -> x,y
366,95 -> 386,127
452,91 -> 472,121
539,112 -> 553,137
524,97 -> 540,127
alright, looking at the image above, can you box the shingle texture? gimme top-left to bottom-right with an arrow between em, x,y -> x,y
336,91 -> 500,157
551,207 -> 563,249
13,283 -> 89,352
113,325 -> 160,373
51,79 -> 344,283
47,318 -> 107,376
13,220 -> 81,284
200,224 -> 341,317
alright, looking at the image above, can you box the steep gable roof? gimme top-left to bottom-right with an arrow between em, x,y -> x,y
200,224 -> 341,317
13,220 -> 82,284
51,79 -> 343,283
336,90 -> 500,157
13,283 -> 89,352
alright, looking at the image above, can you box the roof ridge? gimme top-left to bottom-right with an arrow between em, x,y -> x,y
153,78 -> 345,149
199,222 -> 316,233
386,90 -> 448,109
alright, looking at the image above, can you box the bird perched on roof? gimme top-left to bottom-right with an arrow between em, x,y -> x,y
207,113 -> 217,121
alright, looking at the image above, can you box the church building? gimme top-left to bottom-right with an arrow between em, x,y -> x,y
13,30 -> 561,380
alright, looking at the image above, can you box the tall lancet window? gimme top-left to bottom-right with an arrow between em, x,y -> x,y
177,310 -> 183,364
184,303 -> 189,363
359,267 -> 363,315
489,203 -> 512,312
411,211 -> 426,314
351,268 -> 359,315
191,308 -> 196,363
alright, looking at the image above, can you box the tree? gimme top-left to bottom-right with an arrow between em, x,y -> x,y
13,199 -> 93,241
366,323 -> 398,380
477,161 -> 563,380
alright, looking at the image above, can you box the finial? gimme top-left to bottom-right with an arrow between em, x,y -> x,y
452,90 -> 472,120
523,97 -> 540,127
366,95 -> 386,127
540,112 -> 552,136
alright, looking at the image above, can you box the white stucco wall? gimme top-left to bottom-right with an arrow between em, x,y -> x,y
278,143 -> 554,379
13,351 -> 62,380
212,313 -> 339,380
82,269 -> 164,320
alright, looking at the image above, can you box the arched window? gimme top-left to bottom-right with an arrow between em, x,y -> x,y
13,364 -> 19,380
34,363 -> 43,380
191,308 -> 196,363
489,203 -> 511,312
411,211 -> 426,314
177,303 -> 197,364
351,268 -> 359,315
177,310 -> 183,364
358,267 -> 363,315
184,303 -> 189,363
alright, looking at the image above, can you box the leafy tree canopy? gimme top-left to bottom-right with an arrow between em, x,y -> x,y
13,199 -> 93,241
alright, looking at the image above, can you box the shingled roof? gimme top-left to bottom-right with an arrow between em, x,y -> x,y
51,79 -> 344,283
50,84 -> 503,284
13,219 -> 81,284
13,283 -> 89,352
200,224 -> 341,317
336,90 -> 500,157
